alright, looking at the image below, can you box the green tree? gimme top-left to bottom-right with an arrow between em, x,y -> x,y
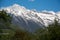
35,19 -> 60,40
0,10 -> 15,40
47,19 -> 60,40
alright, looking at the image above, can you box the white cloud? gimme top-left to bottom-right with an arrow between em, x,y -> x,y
29,0 -> 35,2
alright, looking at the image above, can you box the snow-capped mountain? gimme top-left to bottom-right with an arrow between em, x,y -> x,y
0,4 -> 60,32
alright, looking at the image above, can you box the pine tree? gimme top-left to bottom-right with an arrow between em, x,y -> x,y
0,10 -> 14,40
35,19 -> 60,40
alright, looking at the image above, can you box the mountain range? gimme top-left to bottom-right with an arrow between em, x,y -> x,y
0,4 -> 60,32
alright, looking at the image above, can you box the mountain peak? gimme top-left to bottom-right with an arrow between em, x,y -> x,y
13,4 -> 20,7
12,4 -> 24,9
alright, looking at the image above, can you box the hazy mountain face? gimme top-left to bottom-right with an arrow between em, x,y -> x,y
0,4 -> 60,32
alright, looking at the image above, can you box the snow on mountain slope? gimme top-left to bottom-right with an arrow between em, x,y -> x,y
0,4 -> 60,32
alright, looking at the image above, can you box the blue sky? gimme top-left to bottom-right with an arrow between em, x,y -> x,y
0,0 -> 60,12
